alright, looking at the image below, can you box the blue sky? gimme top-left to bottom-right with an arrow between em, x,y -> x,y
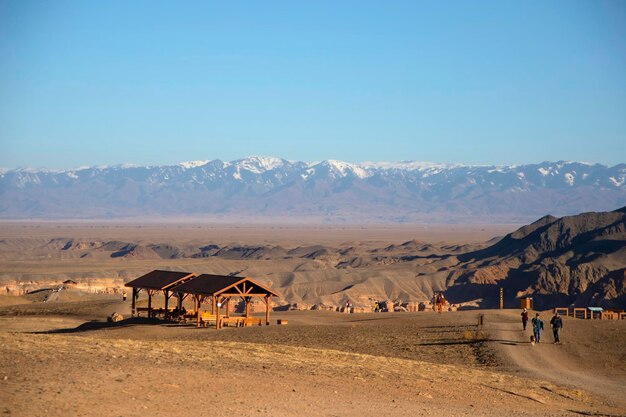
1,0 -> 625,169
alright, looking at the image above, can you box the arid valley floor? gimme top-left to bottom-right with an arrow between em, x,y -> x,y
0,223 -> 625,416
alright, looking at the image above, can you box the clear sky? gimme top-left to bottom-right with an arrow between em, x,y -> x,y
1,1 -> 625,169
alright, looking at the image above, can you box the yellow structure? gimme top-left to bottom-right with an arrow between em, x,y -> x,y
519,297 -> 532,309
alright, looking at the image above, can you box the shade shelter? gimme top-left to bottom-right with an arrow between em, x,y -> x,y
125,270 -> 196,319
171,274 -> 280,329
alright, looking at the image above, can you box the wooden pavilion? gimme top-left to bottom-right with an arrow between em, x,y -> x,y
125,270 -> 196,319
171,274 -> 280,329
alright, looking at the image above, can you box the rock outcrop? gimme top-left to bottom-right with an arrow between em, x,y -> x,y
447,207 -> 626,309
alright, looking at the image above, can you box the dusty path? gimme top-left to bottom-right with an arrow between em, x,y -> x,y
484,310 -> 626,410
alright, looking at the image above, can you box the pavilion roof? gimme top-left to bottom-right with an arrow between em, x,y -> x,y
171,274 -> 279,297
125,270 -> 196,290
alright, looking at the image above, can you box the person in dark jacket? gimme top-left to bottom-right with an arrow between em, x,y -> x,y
531,313 -> 543,343
521,308 -> 529,331
550,312 -> 563,344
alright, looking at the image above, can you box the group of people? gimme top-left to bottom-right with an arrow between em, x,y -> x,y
521,308 -> 563,344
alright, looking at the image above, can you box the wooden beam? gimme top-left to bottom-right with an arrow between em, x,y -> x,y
195,295 -> 200,328
214,296 -> 220,330
219,293 -> 274,297
234,284 -> 245,296
210,278 -> 279,299
131,287 -> 137,316
265,295 -> 270,325
164,290 -> 170,320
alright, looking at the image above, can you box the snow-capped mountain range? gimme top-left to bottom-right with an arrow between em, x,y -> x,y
1,157 -> 625,222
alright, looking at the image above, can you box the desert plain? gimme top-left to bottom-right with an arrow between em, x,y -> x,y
0,222 -> 625,416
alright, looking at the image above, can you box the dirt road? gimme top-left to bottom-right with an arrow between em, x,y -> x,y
484,310 -> 626,410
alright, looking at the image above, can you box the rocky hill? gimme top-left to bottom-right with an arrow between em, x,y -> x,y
446,206 -> 626,309
1,157 -> 625,222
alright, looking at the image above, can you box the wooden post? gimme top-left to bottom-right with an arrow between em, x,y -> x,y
164,290 -> 169,320
226,297 -> 231,318
265,295 -> 270,325
195,295 -> 200,328
148,290 -> 153,318
214,297 -> 220,330
177,292 -> 182,311
499,288 -> 503,309
211,296 -> 215,315
245,296 -> 251,318
131,287 -> 137,316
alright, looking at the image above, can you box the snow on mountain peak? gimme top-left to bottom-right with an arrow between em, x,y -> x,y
234,156 -> 286,174
179,160 -> 210,169
357,161 -> 456,171
322,160 -> 370,179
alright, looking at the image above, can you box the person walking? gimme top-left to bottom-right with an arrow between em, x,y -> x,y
550,312 -> 563,344
531,313 -> 544,343
436,293 -> 445,313
521,308 -> 529,331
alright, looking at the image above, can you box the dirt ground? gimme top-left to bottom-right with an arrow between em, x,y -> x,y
0,297 -> 624,417
1,223 -> 624,416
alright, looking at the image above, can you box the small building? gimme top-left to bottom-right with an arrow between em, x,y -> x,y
519,297 -> 533,309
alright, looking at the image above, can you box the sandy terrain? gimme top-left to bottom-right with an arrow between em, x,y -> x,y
0,222 -> 516,311
1,223 -> 624,416
0,294 -> 624,417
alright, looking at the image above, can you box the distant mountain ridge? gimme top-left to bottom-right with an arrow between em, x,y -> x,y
1,156 -> 625,222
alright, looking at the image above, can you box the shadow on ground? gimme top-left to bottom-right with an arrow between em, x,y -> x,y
31,317 -> 188,334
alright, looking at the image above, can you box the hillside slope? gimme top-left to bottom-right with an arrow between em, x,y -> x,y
446,207 -> 626,308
